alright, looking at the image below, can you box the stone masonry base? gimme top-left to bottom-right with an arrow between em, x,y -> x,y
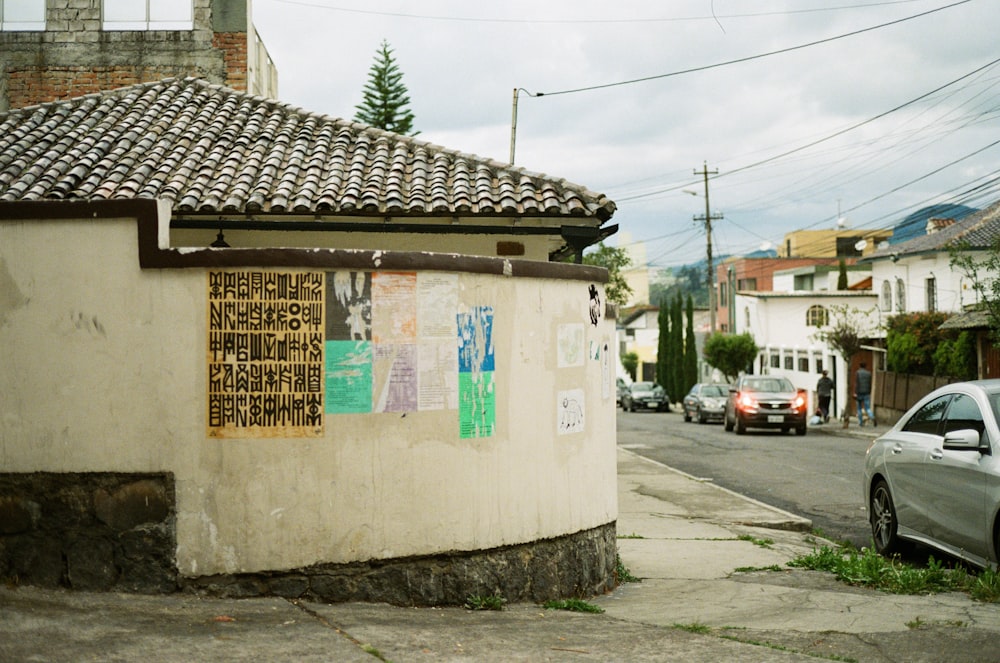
1,472 -> 616,606
181,523 -> 618,607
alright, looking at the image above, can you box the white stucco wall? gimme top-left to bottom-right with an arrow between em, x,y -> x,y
734,292 -> 877,416
0,214 -> 617,577
870,252 -> 978,315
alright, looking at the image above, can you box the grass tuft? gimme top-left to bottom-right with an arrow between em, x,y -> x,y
542,598 -> 605,613
789,544 -> 1000,602
465,592 -> 506,611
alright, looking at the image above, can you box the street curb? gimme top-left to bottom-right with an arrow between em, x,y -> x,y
619,446 -> 813,532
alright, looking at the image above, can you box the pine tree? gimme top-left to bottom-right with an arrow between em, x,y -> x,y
354,40 -> 417,136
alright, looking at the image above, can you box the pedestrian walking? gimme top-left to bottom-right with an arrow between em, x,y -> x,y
854,362 -> 875,427
816,370 -> 833,423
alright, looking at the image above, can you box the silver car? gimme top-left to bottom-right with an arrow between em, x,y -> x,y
863,379 -> 1000,569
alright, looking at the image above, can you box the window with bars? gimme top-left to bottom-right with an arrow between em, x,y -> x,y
926,277 -> 937,312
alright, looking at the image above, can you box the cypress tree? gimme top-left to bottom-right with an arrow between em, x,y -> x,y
354,40 -> 418,135
684,294 -> 698,392
656,297 -> 670,388
670,293 -> 684,404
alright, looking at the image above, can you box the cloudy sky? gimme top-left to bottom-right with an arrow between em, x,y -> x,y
252,0 -> 1000,270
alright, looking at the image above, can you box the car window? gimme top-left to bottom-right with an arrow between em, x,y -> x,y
943,393 -> 986,441
743,378 -> 792,392
702,386 -> 725,397
901,394 -> 951,435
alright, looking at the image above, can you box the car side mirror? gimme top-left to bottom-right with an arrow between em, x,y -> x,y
942,429 -> 985,452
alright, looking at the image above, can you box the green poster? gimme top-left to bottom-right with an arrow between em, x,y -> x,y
325,340 -> 373,414
459,371 -> 495,439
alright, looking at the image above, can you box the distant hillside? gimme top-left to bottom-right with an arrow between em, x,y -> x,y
890,204 -> 978,244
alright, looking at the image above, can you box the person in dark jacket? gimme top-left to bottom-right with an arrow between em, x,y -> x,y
854,362 -> 875,426
816,370 -> 833,423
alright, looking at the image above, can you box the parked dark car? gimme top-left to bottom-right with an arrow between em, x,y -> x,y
863,380 -> 1000,569
621,382 -> 668,412
682,383 -> 729,424
724,375 -> 807,435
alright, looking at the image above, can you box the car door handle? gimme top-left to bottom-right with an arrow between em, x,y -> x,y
891,444 -> 903,454
930,449 -> 943,460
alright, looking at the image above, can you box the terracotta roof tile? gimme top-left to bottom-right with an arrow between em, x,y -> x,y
0,78 -> 616,224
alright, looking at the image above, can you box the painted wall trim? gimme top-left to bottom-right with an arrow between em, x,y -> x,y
0,200 -> 609,283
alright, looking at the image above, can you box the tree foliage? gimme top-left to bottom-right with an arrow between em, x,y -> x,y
669,293 -> 684,403
703,333 -> 758,383
649,264 -> 708,309
684,295 -> 699,391
950,238 -> 1000,347
885,311 -> 971,377
354,40 -> 417,135
656,300 -> 669,388
621,351 -> 639,381
812,304 -> 877,366
583,243 -> 633,307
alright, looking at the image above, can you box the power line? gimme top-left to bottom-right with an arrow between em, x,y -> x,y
534,1 -> 971,96
265,0 -> 932,25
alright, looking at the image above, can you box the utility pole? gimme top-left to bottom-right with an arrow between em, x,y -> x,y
693,162 -> 723,333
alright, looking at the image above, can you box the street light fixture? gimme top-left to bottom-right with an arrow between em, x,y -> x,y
509,87 -> 543,165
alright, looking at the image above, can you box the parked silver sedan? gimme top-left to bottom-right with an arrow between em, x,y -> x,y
863,379 -> 1000,569
682,383 -> 729,424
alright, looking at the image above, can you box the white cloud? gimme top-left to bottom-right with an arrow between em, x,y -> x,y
253,0 -> 1000,268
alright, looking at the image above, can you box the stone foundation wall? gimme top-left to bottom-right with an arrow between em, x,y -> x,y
182,522 -> 619,607
0,473 -> 177,593
0,471 -> 616,607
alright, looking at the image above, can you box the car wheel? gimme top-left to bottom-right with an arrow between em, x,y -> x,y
629,403 -> 636,412
735,415 -> 746,435
698,409 -> 707,424
724,413 -> 734,432
870,479 -> 899,555
683,408 -> 692,422
795,424 -> 807,436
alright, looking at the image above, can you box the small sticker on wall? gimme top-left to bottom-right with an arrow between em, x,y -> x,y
557,323 -> 584,368
558,389 -> 585,434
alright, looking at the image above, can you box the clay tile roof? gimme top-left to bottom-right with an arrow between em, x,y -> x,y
0,78 -> 616,224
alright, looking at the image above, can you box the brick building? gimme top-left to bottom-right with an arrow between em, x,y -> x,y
0,0 -> 276,110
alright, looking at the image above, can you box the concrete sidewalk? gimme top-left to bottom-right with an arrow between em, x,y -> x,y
3,445 -> 1000,662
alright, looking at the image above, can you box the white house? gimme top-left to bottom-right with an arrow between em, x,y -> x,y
865,200 -> 1000,319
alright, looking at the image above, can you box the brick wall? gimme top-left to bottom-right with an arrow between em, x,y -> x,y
213,32 -> 248,93
0,0 -> 262,109
6,66 -> 189,107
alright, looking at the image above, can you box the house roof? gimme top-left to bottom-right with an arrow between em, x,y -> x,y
866,199 -> 1000,261
0,78 -> 616,228
939,309 -> 992,331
